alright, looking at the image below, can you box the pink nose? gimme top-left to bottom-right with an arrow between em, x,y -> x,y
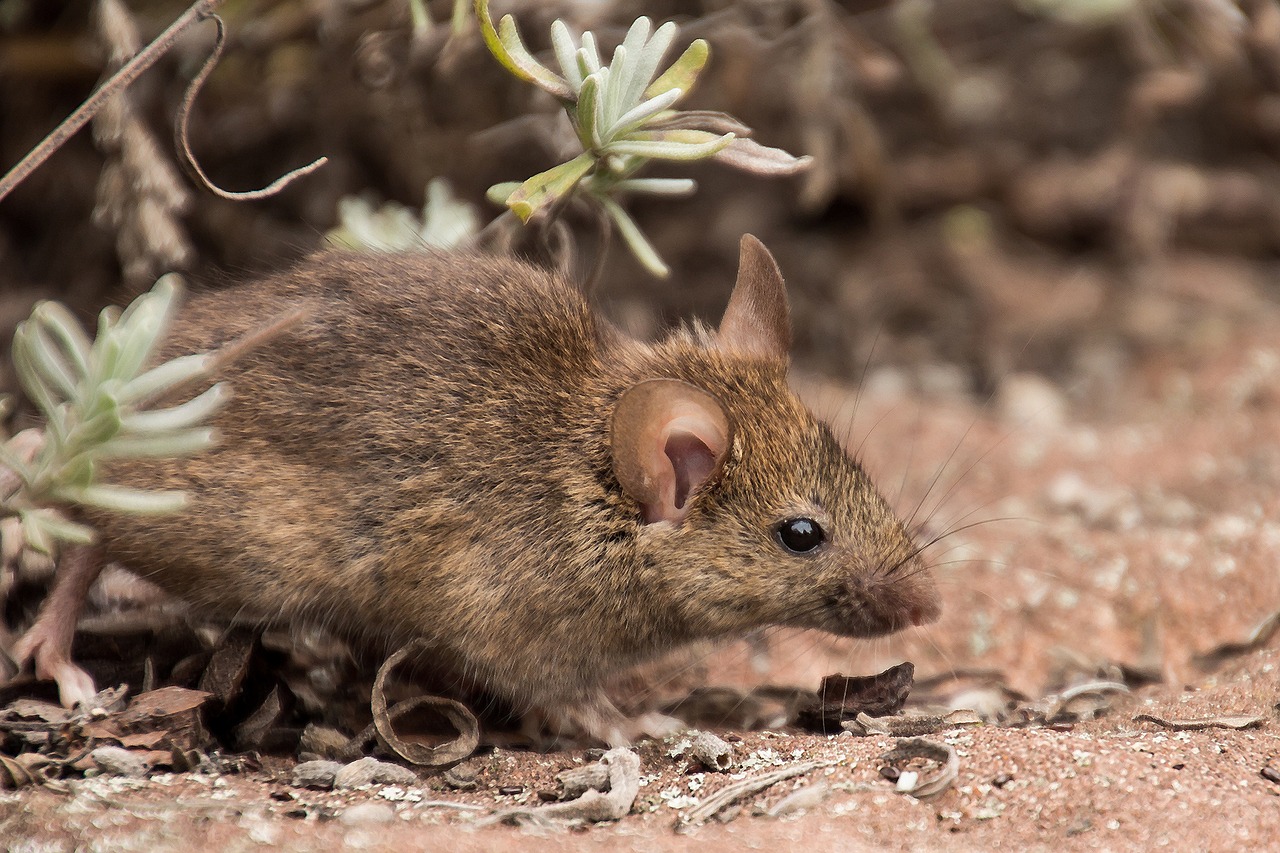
908,598 -> 942,627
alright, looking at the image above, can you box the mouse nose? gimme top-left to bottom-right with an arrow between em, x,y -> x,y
908,596 -> 942,627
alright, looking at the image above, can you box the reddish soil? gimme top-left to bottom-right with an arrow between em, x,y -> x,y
4,278 -> 1280,852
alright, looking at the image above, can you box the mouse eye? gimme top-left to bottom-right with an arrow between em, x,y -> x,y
775,518 -> 825,554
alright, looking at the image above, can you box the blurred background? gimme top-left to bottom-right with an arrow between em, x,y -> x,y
4,0 -> 1280,714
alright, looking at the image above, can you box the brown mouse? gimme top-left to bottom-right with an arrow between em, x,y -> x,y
5,235 -> 940,743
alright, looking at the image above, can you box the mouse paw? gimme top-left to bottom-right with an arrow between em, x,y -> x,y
9,625 -> 98,708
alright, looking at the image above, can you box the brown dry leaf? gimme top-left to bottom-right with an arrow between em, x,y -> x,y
100,686 -> 213,753
198,629 -> 256,706
793,662 -> 915,730
370,639 -> 478,766
880,738 -> 958,800
0,752 -> 55,789
233,685 -> 285,752
1133,713 -> 1266,731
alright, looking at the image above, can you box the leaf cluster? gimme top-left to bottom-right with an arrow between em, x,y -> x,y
476,0 -> 810,276
1,277 -> 227,550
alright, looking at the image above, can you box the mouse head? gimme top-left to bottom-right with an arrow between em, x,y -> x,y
610,235 -> 941,641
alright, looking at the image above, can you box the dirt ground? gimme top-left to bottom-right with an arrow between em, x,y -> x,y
5,0 -> 1280,849
4,290 -> 1280,851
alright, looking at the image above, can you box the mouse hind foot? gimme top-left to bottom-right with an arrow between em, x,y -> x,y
3,543 -> 104,707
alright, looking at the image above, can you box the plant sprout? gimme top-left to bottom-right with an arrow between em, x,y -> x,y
476,0 -> 811,276
0,276 -> 228,551
326,178 -> 480,252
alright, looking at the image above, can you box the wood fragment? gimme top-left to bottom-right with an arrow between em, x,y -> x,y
1193,609 -> 1280,671
490,747 -> 640,826
676,761 -> 833,831
1133,714 -> 1265,731
842,709 -> 982,737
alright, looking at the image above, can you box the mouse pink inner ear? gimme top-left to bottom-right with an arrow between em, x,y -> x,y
611,379 -> 732,525
716,234 -> 792,361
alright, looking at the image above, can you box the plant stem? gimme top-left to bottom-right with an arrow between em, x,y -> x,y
0,0 -> 225,205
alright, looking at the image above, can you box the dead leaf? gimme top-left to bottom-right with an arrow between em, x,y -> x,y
198,628 -> 256,706
794,663 -> 915,731
843,709 -> 982,737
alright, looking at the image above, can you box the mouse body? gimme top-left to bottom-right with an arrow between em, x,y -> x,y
10,236 -> 940,742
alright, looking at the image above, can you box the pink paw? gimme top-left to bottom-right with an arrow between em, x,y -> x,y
9,629 -> 98,708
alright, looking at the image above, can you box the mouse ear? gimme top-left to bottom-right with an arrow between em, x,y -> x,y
716,234 -> 792,361
611,379 -> 732,525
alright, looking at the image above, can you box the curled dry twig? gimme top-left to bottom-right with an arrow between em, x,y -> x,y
369,639 -> 478,767
0,0 -> 326,207
1133,714 -> 1265,732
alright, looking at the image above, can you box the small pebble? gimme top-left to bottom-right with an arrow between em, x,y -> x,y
292,759 -> 342,790
339,802 -> 396,826
992,772 -> 1013,788
498,785 -> 525,795
90,746 -> 149,778
1262,765 -> 1280,786
334,757 -> 418,789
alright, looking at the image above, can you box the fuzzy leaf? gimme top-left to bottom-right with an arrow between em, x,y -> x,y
608,87 -> 683,139
648,110 -> 752,136
625,21 -> 676,108
551,20 -> 583,91
97,428 -> 217,460
120,384 -> 229,433
606,130 -> 734,161
504,153 -> 596,222
485,182 -> 522,206
120,353 -> 212,404
613,177 -> 697,196
55,483 -> 189,515
644,39 -> 708,100
600,196 -> 669,277
32,303 -> 92,381
475,1 -> 572,99
714,137 -> 814,175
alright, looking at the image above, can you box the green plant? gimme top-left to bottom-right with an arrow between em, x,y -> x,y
326,178 -> 480,252
476,0 -> 810,277
0,276 -> 227,552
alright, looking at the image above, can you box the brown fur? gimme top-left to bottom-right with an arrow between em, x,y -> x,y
90,242 -> 939,728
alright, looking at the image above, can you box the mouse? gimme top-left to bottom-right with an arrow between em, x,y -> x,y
4,235 -> 941,744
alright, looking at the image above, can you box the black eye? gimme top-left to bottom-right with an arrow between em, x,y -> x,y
775,518 -> 825,554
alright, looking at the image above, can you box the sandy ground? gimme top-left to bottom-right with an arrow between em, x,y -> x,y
4,292 -> 1280,852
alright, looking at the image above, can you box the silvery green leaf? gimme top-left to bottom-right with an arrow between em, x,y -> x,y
12,325 -> 64,424
22,509 -> 95,548
504,152 -> 596,222
97,428 -> 217,459
626,21 -> 676,108
645,38 -> 708,100
600,196 -> 669,277
120,353 -> 212,404
602,46 -> 629,129
576,73 -> 603,148
55,483 -> 189,514
66,406 -> 122,451
55,454 -> 95,490
22,318 -> 80,402
714,137 -> 814,175
606,130 -> 734,161
111,276 -> 181,382
608,87 -> 682,139
613,177 -> 696,196
419,178 -> 480,249
551,20 -> 583,92
33,302 -> 92,380
18,508 -> 53,554
579,32 -> 602,75
475,0 -> 573,99
648,110 -> 752,135
486,182 -> 522,205
121,383 -> 229,433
